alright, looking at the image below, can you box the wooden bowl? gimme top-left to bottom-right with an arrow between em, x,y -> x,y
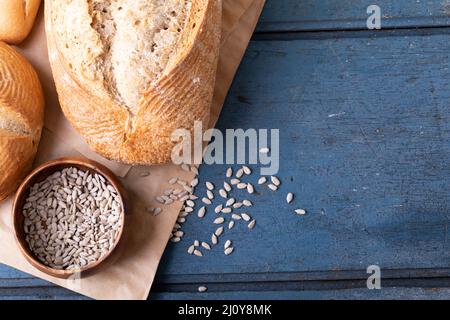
12,157 -> 127,278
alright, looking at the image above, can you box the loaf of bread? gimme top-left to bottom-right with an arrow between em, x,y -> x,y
0,0 -> 41,44
0,42 -> 45,201
46,0 -> 222,165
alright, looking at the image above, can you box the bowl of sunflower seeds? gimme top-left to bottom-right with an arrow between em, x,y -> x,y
12,158 -> 127,278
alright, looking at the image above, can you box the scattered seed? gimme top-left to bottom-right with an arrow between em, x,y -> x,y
241,213 -> 251,222
207,190 -> 214,200
236,168 -> 244,178
287,193 -> 294,204
198,206 -> 206,218
232,214 -> 242,220
226,198 -> 235,207
201,242 -> 211,250
260,147 -> 270,154
214,217 -> 225,224
206,182 -> 215,190
169,177 -> 178,185
233,202 -> 243,209
211,234 -> 218,245
215,204 -> 223,213
243,166 -> 252,175
222,207 -> 232,214
171,237 -> 181,243
186,200 -> 195,207
230,179 -> 240,185
248,220 -> 256,230
224,247 -> 234,255
198,286 -> 208,293
295,209 -> 307,215
184,207 -> 194,213
188,245 -> 195,254
202,197 -> 212,205
224,240 -> 232,250
271,176 -> 281,186
268,184 -> 278,191
237,183 -> 247,189
219,189 -> 228,198
247,183 -> 255,194
191,166 -> 199,175
243,200 -> 253,207
190,194 -> 198,200
154,208 -> 163,215
215,227 -> 224,237
193,249 -> 203,257
224,182 -> 232,192
258,177 -> 267,185
228,221 -> 235,229
194,240 -> 200,247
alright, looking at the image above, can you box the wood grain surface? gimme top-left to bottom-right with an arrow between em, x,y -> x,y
3,0 -> 450,300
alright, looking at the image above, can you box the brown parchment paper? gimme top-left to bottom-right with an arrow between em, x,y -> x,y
0,0 -> 265,300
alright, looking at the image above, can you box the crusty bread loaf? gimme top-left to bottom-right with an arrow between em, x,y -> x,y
0,42 -> 45,201
46,0 -> 222,165
0,0 -> 42,44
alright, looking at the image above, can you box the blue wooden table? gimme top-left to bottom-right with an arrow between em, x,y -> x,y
3,0 -> 450,300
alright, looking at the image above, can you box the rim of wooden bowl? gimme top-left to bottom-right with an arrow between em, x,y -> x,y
12,157 -> 127,278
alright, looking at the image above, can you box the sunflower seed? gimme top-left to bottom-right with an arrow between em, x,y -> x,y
201,242 -> 211,250
169,177 -> 178,184
184,207 -> 194,213
177,179 -> 188,186
156,196 -> 165,204
154,207 -> 163,215
248,220 -> 256,230
226,198 -> 235,207
230,179 -> 240,185
191,166 -> 199,175
236,169 -> 244,178
207,190 -> 214,200
194,240 -> 200,247
202,197 -> 212,205
181,164 -> 190,172
206,182 -> 215,190
198,286 -> 208,293
215,227 -> 224,236
186,200 -> 195,207
260,147 -> 270,154
174,231 -> 184,237
224,247 -> 234,255
214,217 -> 225,224
258,177 -> 267,185
184,186 -> 193,193
219,189 -> 228,198
237,183 -> 247,189
268,184 -> 278,191
171,237 -> 181,243
228,221 -> 235,229
177,217 -> 186,223
286,193 -> 294,204
211,234 -> 218,245
247,183 -> 255,194
241,213 -> 251,222
189,194 -> 198,200
224,182 -> 232,192
222,207 -> 232,214
243,166 -> 252,175
295,209 -> 307,215
271,176 -> 281,186
232,214 -> 242,220
178,195 -> 189,202
224,240 -> 232,250
193,249 -> 203,257
164,188 -> 174,196
226,168 -> 233,178
188,245 -> 195,254
198,206 -> 206,218
243,200 -> 253,207
140,172 -> 151,177
215,204 -> 223,213
191,178 -> 199,187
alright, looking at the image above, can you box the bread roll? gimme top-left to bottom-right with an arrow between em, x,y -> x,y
0,42 -> 44,201
45,0 -> 222,165
0,0 -> 42,44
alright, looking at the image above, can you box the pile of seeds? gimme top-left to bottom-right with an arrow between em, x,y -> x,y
22,167 -> 123,270
148,159 -> 308,258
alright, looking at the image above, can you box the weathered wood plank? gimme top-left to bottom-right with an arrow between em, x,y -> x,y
257,0 -> 450,32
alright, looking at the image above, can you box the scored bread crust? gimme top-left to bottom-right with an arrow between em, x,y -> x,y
45,0 -> 222,165
0,0 -> 42,44
0,42 -> 44,201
